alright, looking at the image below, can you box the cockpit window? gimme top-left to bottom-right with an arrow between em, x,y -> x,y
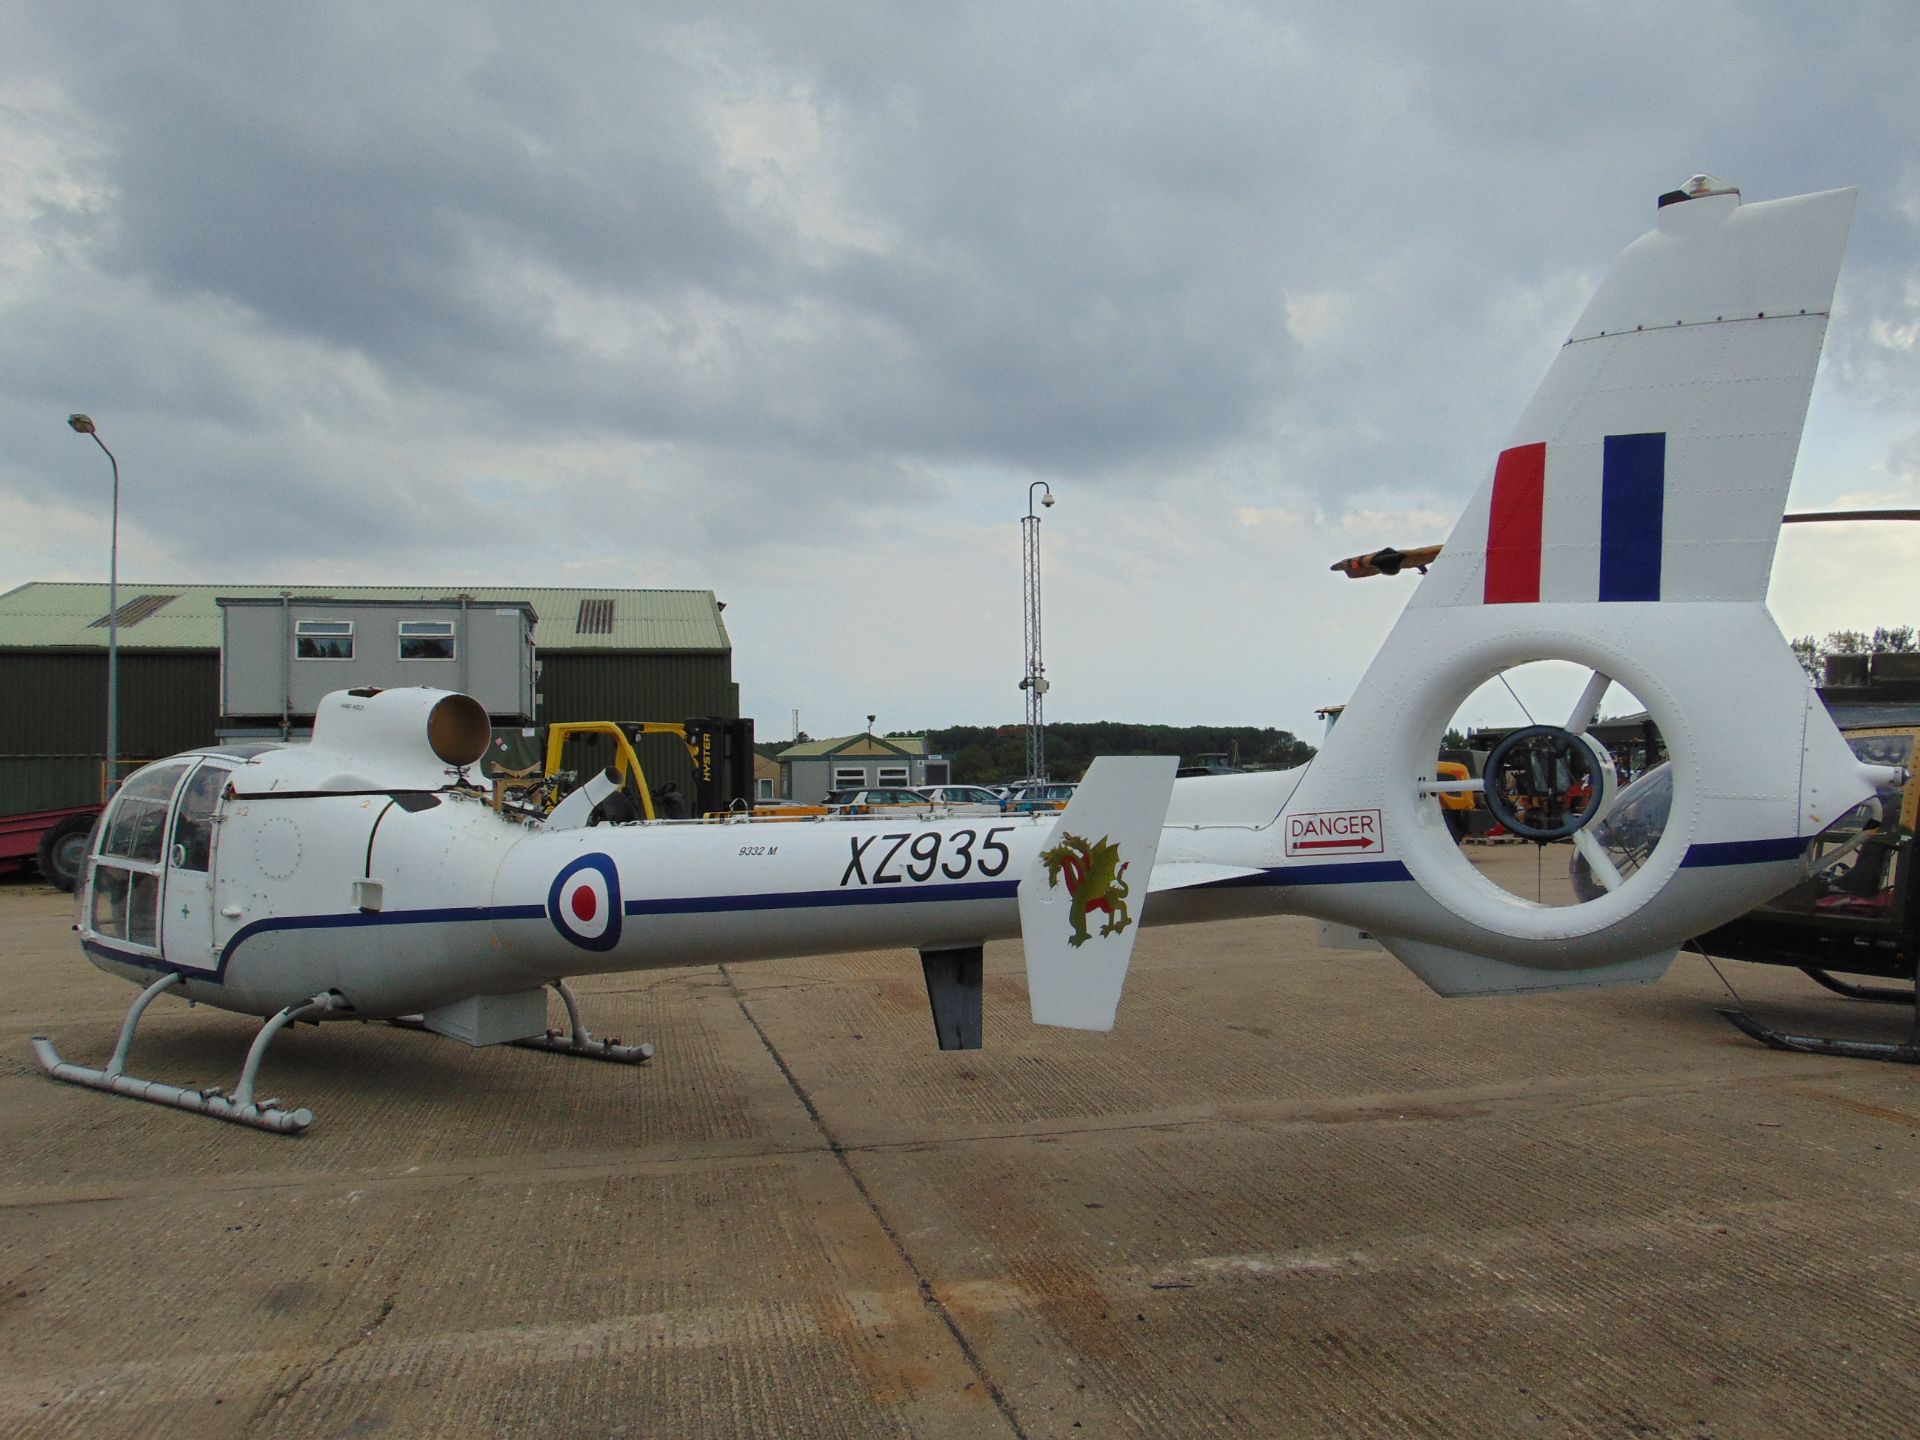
1749,732 -> 1914,925
91,867 -> 162,947
1573,732 -> 1918,912
170,763 -> 229,872
99,763 -> 191,864
90,761 -> 191,950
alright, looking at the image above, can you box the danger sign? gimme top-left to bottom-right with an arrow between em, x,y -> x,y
1285,809 -> 1383,857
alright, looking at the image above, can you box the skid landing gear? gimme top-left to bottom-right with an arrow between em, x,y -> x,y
31,975 -> 344,1133
1718,1005 -> 1920,1064
393,980 -> 654,1063
512,979 -> 653,1064
1716,956 -> 1920,1065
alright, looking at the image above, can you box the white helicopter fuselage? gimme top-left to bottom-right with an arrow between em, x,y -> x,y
83,756 -> 1081,1019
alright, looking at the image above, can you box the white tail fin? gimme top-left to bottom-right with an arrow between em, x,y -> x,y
1414,183 -> 1856,611
1271,181 -> 1879,993
1019,756 -> 1177,1030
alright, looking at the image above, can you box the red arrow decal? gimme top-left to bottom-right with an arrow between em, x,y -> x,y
1293,837 -> 1377,851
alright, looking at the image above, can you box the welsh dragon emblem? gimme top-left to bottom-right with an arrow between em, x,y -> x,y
1040,832 -> 1132,947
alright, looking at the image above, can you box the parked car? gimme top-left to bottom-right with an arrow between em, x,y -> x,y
1006,782 -> 1076,813
919,784 -> 1007,815
819,787 -> 938,814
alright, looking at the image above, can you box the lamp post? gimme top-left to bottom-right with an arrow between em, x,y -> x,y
1019,481 -> 1055,780
67,414 -> 121,796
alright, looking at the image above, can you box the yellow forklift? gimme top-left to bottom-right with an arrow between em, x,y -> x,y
491,716 -> 768,821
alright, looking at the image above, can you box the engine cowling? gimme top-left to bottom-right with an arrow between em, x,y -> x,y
302,687 -> 492,790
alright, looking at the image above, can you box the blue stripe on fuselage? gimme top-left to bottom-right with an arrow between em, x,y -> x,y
1191,860 -> 1414,890
187,887 -> 1018,978
1186,837 -> 1806,894
625,879 -> 1018,916
212,904 -> 547,973
1678,836 -> 1807,867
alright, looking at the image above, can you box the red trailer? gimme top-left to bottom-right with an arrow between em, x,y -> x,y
1,806 -> 99,892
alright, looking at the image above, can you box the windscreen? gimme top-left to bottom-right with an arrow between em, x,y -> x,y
1570,733 -> 1913,909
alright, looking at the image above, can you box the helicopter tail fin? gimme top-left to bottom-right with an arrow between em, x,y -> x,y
1281,180 -> 1880,991
1019,756 -> 1178,1031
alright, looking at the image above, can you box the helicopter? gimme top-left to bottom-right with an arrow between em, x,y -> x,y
35,175 -> 1894,1130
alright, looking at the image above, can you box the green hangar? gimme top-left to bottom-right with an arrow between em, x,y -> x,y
0,582 -> 739,818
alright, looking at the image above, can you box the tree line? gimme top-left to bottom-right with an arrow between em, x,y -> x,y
922,722 -> 1317,785
1790,626 -> 1917,682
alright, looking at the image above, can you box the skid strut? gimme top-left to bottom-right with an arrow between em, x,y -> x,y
512,979 -> 654,1064
391,980 -> 653,1063
32,979 -> 343,1134
1800,967 -> 1918,1005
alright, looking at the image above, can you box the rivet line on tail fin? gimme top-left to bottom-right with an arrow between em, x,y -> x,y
1566,310 -> 1828,347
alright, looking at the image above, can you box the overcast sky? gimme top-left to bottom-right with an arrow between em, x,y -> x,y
3,3 -> 1916,743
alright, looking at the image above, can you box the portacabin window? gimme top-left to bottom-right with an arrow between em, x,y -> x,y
295,619 -> 354,660
877,766 -> 910,787
398,619 -> 456,661
833,766 -> 866,790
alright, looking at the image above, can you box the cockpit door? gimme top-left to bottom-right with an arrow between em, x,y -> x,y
160,760 -> 233,973
86,760 -> 192,964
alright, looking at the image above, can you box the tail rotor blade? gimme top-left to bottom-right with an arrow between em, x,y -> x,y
1567,670 -> 1612,735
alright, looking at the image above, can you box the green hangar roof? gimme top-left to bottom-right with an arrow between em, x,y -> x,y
0,583 -> 731,653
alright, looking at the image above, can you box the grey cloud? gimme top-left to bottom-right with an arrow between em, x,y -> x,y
5,1 -> 1917,594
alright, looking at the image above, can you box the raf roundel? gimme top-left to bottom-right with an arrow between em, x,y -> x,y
547,853 -> 623,951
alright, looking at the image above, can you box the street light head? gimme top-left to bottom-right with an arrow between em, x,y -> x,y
67,413 -> 96,434
1041,493 -> 1055,508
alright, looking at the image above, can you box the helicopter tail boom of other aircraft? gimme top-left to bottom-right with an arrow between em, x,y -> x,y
36,176 -> 1890,1131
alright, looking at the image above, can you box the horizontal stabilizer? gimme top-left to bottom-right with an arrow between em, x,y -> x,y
1148,860 -> 1267,893
1020,756 -> 1177,1031
1381,935 -> 1674,997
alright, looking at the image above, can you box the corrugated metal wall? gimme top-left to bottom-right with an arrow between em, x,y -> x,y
538,652 -> 740,797
0,756 -> 103,812
0,652 -> 219,812
538,652 -> 739,725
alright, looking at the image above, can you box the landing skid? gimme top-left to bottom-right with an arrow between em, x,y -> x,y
1717,1005 -> 1920,1064
32,973 -> 343,1133
1714,953 -> 1920,1064
394,980 -> 654,1064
